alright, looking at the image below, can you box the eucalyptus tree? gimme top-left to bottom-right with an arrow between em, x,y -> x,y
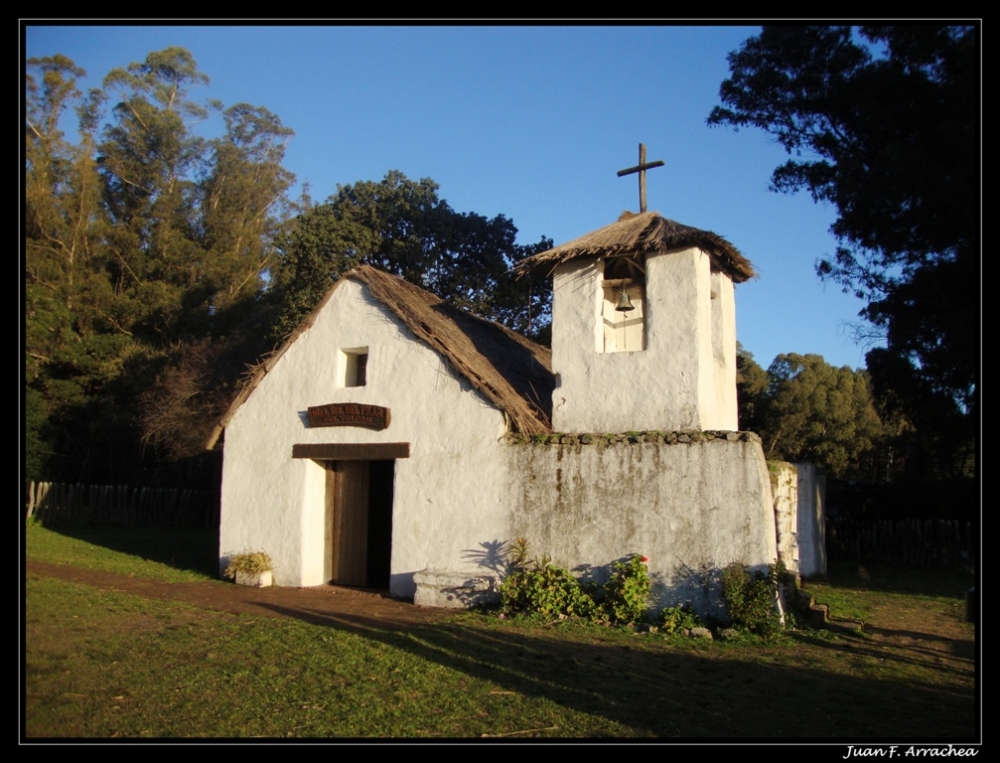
757,353 -> 883,479
25,55 -> 112,480
24,47 -> 299,483
25,55 -> 106,369
199,104 -> 295,324
136,107 -> 297,463
96,47 -> 214,342
735,344 -> 769,432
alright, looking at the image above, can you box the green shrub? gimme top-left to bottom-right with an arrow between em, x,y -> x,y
655,604 -> 704,634
602,554 -> 651,624
498,542 -> 653,627
720,562 -> 781,636
498,541 -> 796,640
500,564 -> 597,618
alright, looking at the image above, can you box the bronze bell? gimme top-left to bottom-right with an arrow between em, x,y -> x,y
615,288 -> 635,312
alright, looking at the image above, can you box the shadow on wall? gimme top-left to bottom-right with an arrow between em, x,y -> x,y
461,539 -> 510,578
460,539 -> 754,620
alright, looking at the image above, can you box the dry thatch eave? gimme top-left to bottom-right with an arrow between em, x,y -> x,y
203,278 -> 349,451
204,266 -> 554,450
350,266 -> 553,436
513,211 -> 755,283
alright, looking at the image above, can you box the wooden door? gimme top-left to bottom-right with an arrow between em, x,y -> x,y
327,461 -> 370,586
325,459 -> 394,588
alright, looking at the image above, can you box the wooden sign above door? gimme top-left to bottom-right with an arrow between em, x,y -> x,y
307,403 -> 391,430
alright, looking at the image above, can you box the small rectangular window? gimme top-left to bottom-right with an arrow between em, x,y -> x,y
339,347 -> 369,387
355,352 -> 368,386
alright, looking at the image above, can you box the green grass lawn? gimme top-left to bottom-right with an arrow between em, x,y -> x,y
25,522 -> 218,582
24,525 -> 977,739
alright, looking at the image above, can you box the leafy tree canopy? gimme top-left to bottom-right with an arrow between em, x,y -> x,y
25,49 -> 295,482
25,51 -> 552,482
269,170 -> 553,342
709,25 -> 978,477
754,353 -> 883,479
736,343 -> 769,432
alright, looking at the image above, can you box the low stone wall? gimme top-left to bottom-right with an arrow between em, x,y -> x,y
413,569 -> 500,609
505,430 -> 760,446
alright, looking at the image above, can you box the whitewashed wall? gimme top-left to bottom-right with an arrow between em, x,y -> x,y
770,461 -> 799,573
764,460 -> 827,579
503,436 -> 777,616
706,271 -> 738,430
221,275 -> 773,615
220,278 -> 511,597
796,463 -> 827,577
550,249 -> 738,433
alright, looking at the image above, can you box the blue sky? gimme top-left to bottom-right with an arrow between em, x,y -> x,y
24,23 -> 879,371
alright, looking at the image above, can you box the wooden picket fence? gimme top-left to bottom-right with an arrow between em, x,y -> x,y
827,517 -> 976,568
25,481 -> 219,528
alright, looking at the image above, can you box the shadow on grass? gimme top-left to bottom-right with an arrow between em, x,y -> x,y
806,560 -> 975,599
787,628 -> 975,682
251,600 -> 977,740
37,526 -> 219,578
25,529 -> 978,739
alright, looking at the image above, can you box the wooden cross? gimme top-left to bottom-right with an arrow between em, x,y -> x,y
617,143 -> 664,213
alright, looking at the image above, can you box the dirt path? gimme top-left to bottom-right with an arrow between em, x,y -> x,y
26,559 -> 977,657
26,561 -> 455,631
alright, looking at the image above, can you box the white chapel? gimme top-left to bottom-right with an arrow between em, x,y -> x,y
210,196 -> 816,614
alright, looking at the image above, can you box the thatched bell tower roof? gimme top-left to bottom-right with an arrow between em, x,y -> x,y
514,211 -> 755,283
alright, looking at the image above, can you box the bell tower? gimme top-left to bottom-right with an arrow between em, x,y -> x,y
515,211 -> 752,434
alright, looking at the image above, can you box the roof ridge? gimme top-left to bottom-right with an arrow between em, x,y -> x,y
205,266 -> 555,450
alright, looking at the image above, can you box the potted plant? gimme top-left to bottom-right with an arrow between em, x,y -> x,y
225,551 -> 273,587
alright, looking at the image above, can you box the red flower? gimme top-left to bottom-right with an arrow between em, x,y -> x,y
641,555 -> 649,563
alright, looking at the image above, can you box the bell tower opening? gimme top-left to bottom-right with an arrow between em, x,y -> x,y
600,256 -> 646,353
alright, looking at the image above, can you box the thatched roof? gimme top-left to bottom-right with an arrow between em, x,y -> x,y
514,211 -> 755,283
204,265 -> 554,449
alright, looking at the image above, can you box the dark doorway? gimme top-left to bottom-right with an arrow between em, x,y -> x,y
325,460 -> 394,588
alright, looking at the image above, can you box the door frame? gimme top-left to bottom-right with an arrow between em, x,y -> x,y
294,443 -> 409,588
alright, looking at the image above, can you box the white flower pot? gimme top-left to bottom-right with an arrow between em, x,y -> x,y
235,570 -> 272,587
